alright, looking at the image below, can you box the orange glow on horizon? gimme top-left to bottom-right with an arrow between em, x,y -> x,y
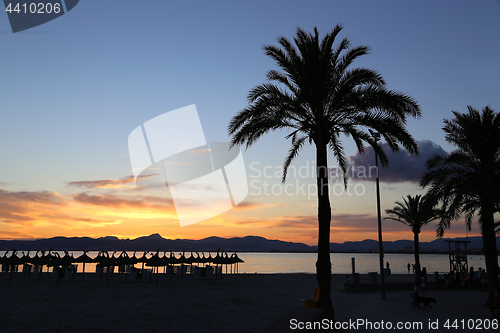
0,184 -> 484,246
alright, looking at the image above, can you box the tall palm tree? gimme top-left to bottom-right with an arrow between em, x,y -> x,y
385,195 -> 441,283
228,26 -> 421,317
421,105 -> 500,305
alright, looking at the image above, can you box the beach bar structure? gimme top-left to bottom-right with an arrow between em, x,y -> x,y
444,240 -> 470,274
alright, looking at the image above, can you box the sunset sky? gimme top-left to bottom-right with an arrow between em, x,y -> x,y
1,0 -> 499,246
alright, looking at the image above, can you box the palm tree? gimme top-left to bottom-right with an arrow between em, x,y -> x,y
421,105 -> 500,305
385,195 -> 441,283
228,25 -> 421,317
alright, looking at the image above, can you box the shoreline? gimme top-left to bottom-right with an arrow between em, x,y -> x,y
1,273 -> 495,332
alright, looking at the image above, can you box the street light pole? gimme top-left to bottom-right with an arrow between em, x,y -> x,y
371,131 -> 386,300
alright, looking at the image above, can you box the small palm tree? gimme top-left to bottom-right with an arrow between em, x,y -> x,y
385,195 -> 441,283
421,105 -> 500,305
228,25 -> 421,317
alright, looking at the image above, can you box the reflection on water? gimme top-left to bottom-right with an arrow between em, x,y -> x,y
236,253 -> 498,275
0,250 -> 497,275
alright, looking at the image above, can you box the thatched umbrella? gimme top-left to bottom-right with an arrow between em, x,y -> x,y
5,250 -> 23,285
60,252 -> 76,282
0,251 -> 10,272
116,251 -> 138,266
96,251 -> 119,285
161,252 -> 178,281
29,250 -> 54,281
197,252 -> 209,267
146,251 -> 167,285
222,252 -> 233,274
20,250 -> 32,277
131,251 -> 149,282
60,251 -> 75,265
137,251 -> 149,270
74,250 -> 94,281
95,251 -> 117,269
174,252 -> 191,279
203,252 -> 215,278
115,251 -> 138,281
230,252 -> 244,274
185,252 -> 200,277
47,252 -> 74,283
212,250 -> 225,281
28,250 -> 43,275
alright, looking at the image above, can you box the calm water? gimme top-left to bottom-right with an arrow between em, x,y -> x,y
2,251 -> 497,275
238,252 -> 498,275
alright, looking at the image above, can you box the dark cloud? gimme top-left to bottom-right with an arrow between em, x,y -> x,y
227,213 -> 419,234
347,140 -> 448,183
274,215 -> 318,229
66,176 -> 136,189
332,213 -> 431,234
72,192 -> 173,210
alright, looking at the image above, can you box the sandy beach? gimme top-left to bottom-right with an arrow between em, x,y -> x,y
0,272 -> 496,332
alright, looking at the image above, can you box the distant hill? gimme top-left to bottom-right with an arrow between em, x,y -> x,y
0,234 -> 498,253
328,237 -> 495,254
0,234 -> 311,252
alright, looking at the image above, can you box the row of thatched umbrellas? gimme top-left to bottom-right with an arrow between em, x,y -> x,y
0,249 -> 244,284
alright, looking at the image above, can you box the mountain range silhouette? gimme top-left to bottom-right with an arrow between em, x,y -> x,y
1,234 -> 496,253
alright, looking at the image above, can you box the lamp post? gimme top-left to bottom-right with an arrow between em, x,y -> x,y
370,130 -> 386,300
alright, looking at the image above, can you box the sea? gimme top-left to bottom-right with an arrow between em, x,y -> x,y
2,251 -> 498,275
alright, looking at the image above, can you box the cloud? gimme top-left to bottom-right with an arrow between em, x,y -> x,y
66,176 -> 137,189
37,213 -> 120,226
0,189 -> 66,224
0,189 -> 64,204
347,140 -> 448,183
0,186 -> 176,228
72,192 -> 173,210
231,201 -> 284,211
0,230 -> 35,240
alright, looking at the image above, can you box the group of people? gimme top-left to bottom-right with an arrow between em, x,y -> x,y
409,264 -> 500,318
431,267 -> 490,291
410,265 -> 494,294
406,262 -> 500,291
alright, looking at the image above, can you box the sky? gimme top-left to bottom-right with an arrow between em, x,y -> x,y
1,0 -> 499,245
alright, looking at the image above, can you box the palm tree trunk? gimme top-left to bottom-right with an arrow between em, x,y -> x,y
315,142 -> 334,319
414,232 -> 421,285
480,205 -> 499,306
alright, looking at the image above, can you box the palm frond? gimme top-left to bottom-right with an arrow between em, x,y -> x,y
282,136 -> 308,182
